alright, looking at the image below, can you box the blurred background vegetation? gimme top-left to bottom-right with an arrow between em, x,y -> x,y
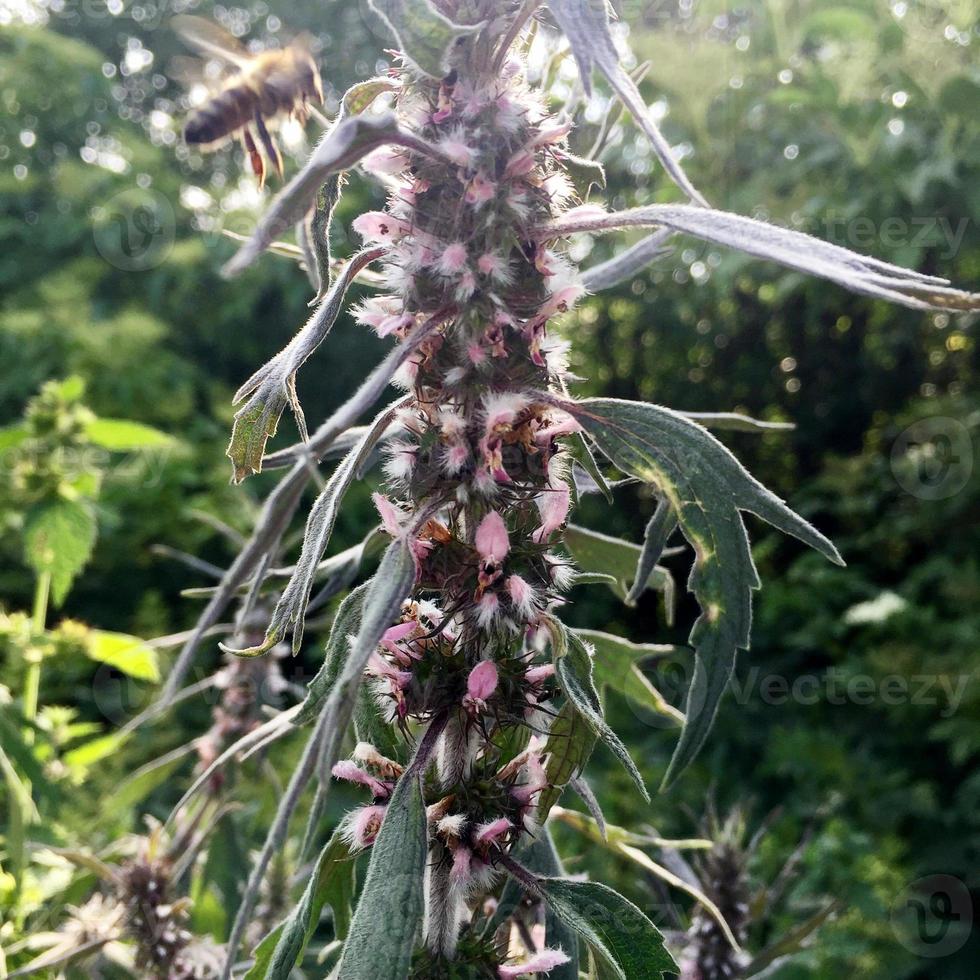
0,0 -> 976,977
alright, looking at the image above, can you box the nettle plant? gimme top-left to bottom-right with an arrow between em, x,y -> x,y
163,2 -> 978,978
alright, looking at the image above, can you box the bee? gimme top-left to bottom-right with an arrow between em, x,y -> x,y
172,15 -> 324,186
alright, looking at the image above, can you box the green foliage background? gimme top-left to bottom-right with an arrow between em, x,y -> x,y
0,1 -> 976,976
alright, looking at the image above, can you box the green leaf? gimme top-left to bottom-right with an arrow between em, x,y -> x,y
537,878 -> 677,980
568,431 -> 612,502
0,424 -> 28,453
342,77 -> 401,116
236,401 -> 399,656
573,398 -> 842,787
563,523 -> 676,622
575,629 -> 684,726
246,830 -> 356,979
23,498 -> 97,606
86,630 -> 160,681
555,629 -> 649,802
63,731 -> 128,770
336,771 -> 427,979
83,418 -> 173,451
625,498 -> 677,607
294,582 -> 370,726
538,700 -> 596,822
110,746 -> 192,813
0,709 -> 59,806
367,0 -> 478,78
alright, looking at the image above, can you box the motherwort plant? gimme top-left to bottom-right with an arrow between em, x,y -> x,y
163,2 -> 978,977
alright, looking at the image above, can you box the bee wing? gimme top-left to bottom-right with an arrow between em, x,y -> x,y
168,55 -> 235,90
171,15 -> 252,68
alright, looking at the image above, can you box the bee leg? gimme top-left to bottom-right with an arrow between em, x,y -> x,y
241,127 -> 265,188
253,111 -> 284,180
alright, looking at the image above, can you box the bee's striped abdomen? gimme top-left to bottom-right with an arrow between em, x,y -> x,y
183,84 -> 258,146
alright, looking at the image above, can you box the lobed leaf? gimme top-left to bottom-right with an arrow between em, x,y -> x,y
294,582 -> 370,726
554,629 -> 649,801
536,877 -> 677,979
571,397 -> 842,787
245,830 -> 355,979
552,807 -> 741,955
625,498 -> 677,607
305,174 -> 343,304
540,204 -> 980,312
538,700 -> 596,822
367,0 -> 479,78
680,412 -> 795,433
229,400 -> 401,655
580,228 -> 673,292
546,0 -> 707,205
227,246 -> 385,482
575,628 -> 683,726
563,523 -> 677,622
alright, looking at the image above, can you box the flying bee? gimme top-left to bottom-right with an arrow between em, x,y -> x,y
172,15 -> 324,186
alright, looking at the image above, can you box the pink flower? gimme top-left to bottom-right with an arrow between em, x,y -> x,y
361,146 -> 409,176
353,295 -> 402,331
477,251 -> 513,284
499,949 -> 571,979
463,660 -> 499,712
507,574 -> 538,619
465,172 -> 497,205
504,148 -> 535,179
377,312 -> 414,338
532,120 -> 572,146
483,391 -> 528,434
474,816 -> 512,846
372,492 -> 404,537
539,282 -> 585,318
532,484 -> 571,543
524,663 -> 555,687
534,413 -> 581,445
476,591 -> 500,629
437,241 -> 469,276
444,442 -> 470,475
367,652 -> 412,690
341,804 -> 387,850
475,511 -> 510,564
438,135 -> 477,168
331,760 -> 390,799
450,845 -> 472,883
512,752 -> 548,806
351,211 -> 409,243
